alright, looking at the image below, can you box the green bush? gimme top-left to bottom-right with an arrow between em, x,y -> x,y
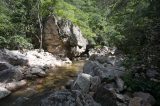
8,35 -> 33,49
0,36 -> 7,48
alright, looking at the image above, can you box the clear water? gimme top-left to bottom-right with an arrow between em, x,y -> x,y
0,60 -> 85,106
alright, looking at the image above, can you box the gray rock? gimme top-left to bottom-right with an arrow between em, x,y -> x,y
72,73 -> 91,93
115,77 -> 124,92
90,76 -> 101,92
43,16 -> 88,58
0,62 -> 13,71
133,92 -> 156,105
83,61 -> 125,79
0,66 -> 23,83
0,87 -> 11,99
31,67 -> 46,77
41,90 -> 101,106
129,97 -> 151,106
94,84 -> 118,106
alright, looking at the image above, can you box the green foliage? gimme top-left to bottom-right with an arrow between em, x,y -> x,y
0,0 -> 38,49
9,35 -> 33,49
53,0 -> 95,37
0,36 -> 7,48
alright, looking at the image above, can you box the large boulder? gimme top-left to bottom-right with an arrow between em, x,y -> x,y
72,73 -> 92,93
30,67 -> 46,77
58,19 -> 88,57
43,16 -> 67,57
43,16 -> 88,58
41,90 -> 101,106
83,61 -> 125,79
72,73 -> 101,93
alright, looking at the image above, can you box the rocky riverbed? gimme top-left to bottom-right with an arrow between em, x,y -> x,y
0,49 -> 72,100
0,47 -> 157,106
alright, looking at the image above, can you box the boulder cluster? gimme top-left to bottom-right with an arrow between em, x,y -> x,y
0,49 -> 71,99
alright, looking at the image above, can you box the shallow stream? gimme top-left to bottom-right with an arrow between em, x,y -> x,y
0,60 -> 85,106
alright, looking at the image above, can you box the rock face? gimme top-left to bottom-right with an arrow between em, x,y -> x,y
43,16 -> 88,58
43,16 -> 67,56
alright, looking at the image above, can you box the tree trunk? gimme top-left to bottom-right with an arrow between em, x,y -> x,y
37,0 -> 43,52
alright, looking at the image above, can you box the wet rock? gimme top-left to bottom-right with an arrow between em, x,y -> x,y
5,80 -> 27,91
72,73 -> 91,93
0,87 -> 11,99
133,92 -> 156,105
41,90 -> 101,106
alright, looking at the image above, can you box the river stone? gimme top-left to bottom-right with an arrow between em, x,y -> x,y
72,73 -> 91,93
0,87 -> 11,99
31,67 -> 46,77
